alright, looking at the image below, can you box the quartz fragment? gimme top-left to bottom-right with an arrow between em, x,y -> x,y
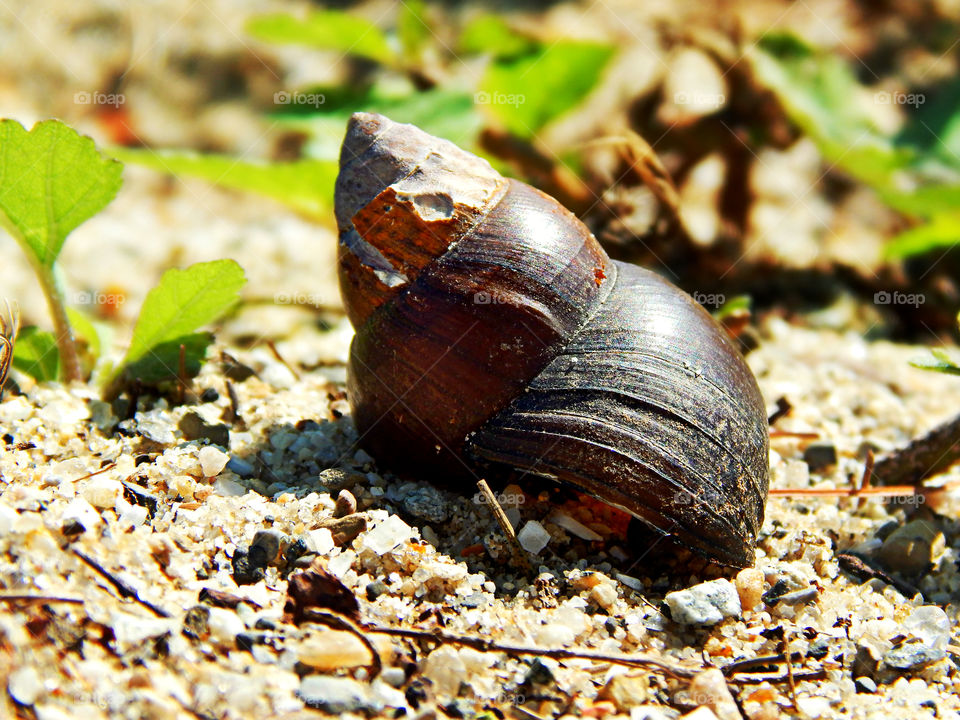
517,520 -> 551,554
361,515 -> 413,555
665,579 -> 741,626
199,445 -> 230,476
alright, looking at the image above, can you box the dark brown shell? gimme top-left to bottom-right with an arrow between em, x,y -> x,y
335,112 -> 769,568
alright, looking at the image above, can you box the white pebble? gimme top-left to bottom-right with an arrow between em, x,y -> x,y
517,521 -> 551,554
213,475 -> 248,497
0,501 -> 19,534
8,666 -> 42,705
361,516 -> 413,555
198,446 -> 229,477
207,608 -> 246,645
665,579 -> 741,626
81,477 -> 122,509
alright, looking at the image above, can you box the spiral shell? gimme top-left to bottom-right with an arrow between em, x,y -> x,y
335,113 -> 769,567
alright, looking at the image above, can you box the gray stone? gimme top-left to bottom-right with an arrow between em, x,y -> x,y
299,675 -> 380,713
664,579 -> 741,626
883,642 -> 945,671
855,676 -> 877,693
803,443 -> 837,472
402,486 -> 450,524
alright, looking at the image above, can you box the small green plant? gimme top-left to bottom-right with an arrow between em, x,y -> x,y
0,119 -> 122,381
0,119 -> 246,394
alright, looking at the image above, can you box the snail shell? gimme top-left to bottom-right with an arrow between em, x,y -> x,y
335,113 -> 769,567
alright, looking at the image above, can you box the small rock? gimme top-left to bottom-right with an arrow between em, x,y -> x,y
251,529 -> 284,566
854,676 -> 877,693
8,666 -> 42,705
795,696 -> 830,718
318,467 -> 365,491
366,581 -> 389,601
135,412 -> 176,444
525,658 -> 554,685
81,476 -> 122,509
307,528 -> 335,555
361,516 -> 413,555
334,489 -> 357,518
903,605 -> 951,650
198,446 -> 229,477
232,548 -> 264,586
517,520 -> 551,555
402,486 -> 450,524
226,456 -> 256,478
877,519 -> 944,576
297,630 -> 372,669
883,641 -> 946,671
665,579 -> 741,626
380,667 -> 406,688
547,509 -> 603,541
734,568 -> 764,611
207,607 -> 246,646
214,475 -> 248,497
599,673 -> 649,710
687,668 -> 742,720
182,605 -> 210,639
591,582 -> 618,611
61,497 -> 101,533
179,412 -> 230,447
802,443 -> 837,472
299,675 -> 378,713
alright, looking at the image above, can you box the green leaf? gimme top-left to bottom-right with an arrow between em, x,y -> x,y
120,260 -> 245,376
247,11 -> 394,65
480,41 -> 615,136
121,333 -> 213,384
12,326 -> 60,382
884,213 -> 960,259
110,149 -> 337,221
0,119 -> 122,268
713,295 -> 752,320
910,348 -> 960,376
459,15 -> 536,59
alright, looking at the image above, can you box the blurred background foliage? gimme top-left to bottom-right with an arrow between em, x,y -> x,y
3,0 -> 960,341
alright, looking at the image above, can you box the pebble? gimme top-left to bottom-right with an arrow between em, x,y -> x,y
8,666 -> 42,705
380,667 -> 406,688
665,579 -> 741,626
547,509 -> 603,541
81,477 -> 122,509
226,456 -> 256,478
883,642 -> 946,671
61,497 -> 102,532
251,529 -> 284,565
903,605 -> 951,650
795,696 -> 831,718
214,475 -> 248,496
591,582 -> 619,611
877,520 -> 944,576
855,677 -> 877,693
334,489 -> 357,518
297,630 -> 372,669
687,668 -> 742,720
803,443 -> 837,472
518,520 -> 551,555
361,516 -> 413,555
599,672 -> 650,710
198,446 -> 230,477
734,567 -> 764,611
402,486 -> 450,524
206,608 -> 246,646
299,675 -> 378,713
